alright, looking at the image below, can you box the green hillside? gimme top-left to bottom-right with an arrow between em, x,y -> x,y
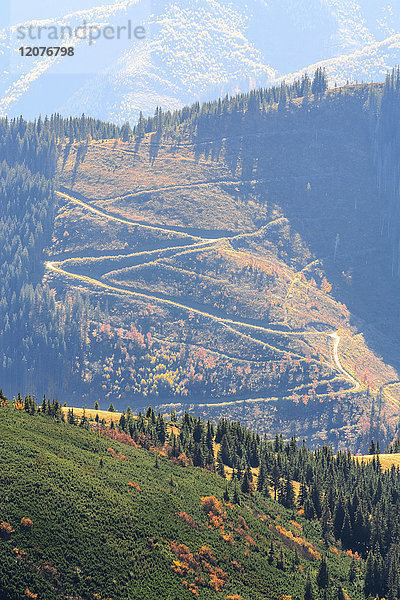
0,405 -> 361,600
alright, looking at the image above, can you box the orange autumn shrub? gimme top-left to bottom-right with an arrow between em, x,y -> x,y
24,590 -> 38,599
0,521 -> 14,536
226,595 -> 243,600
290,520 -> 303,532
178,512 -> 199,530
209,513 -> 224,530
201,496 -> 224,518
170,542 -> 198,573
183,581 -> 199,596
221,531 -> 235,545
189,583 -> 199,596
21,517 -> 33,528
13,547 -> 28,560
128,481 -> 141,491
275,525 -> 321,560
101,429 -> 138,447
231,560 -> 242,572
172,560 -> 190,576
198,545 -> 217,565
172,453 -> 190,467
208,565 -> 228,592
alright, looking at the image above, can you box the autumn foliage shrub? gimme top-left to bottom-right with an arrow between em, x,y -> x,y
170,542 -> 198,574
274,525 -> 321,560
101,428 -> 138,447
21,517 -> 33,528
208,565 -> 229,591
0,521 -> 15,537
198,545 -> 217,565
128,481 -> 141,491
201,496 -> 224,517
178,512 -> 199,530
171,452 -> 190,467
107,447 -> 128,460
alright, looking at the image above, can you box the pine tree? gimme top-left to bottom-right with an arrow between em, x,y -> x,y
304,496 -> 315,520
241,469 -> 251,494
283,474 -> 296,509
223,485 -> 230,502
312,68 -> 328,99
348,558 -> 357,583
321,497 -> 333,539
317,557 -> 329,589
233,483 -> 240,505
257,459 -> 266,492
268,541 -> 275,565
298,479 -> 308,508
304,574 -> 314,600
216,449 -> 226,478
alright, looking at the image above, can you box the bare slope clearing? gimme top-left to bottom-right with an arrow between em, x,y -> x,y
51,112 -> 400,445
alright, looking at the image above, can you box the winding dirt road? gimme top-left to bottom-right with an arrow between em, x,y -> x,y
48,189 -> 362,393
329,332 -> 360,392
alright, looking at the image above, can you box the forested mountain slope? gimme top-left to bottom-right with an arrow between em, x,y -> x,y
50,76 -> 400,449
3,75 -> 400,450
1,398 -> 399,600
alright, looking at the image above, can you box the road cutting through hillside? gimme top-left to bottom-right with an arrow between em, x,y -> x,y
48,189 -> 365,393
329,332 -> 360,392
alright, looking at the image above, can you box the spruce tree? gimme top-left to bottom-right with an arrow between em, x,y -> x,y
317,557 -> 329,589
304,574 -> 314,600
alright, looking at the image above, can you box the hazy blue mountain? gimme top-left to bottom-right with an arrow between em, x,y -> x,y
1,0 -> 400,122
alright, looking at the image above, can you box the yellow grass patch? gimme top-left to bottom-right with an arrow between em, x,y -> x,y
356,453 -> 400,470
61,406 -> 122,425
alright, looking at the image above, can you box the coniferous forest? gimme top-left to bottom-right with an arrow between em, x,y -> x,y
1,396 -> 400,600
2,68 -> 400,600
2,72 -> 400,445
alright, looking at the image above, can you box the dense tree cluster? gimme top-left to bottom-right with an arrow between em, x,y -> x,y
120,408 -> 400,600
133,69 -> 329,138
374,68 -> 400,277
0,118 -> 97,395
12,393 -> 400,599
3,70 -> 400,421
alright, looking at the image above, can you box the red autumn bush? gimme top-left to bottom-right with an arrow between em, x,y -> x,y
101,428 -> 138,447
178,512 -> 199,530
198,545 -> 217,565
107,447 -> 127,460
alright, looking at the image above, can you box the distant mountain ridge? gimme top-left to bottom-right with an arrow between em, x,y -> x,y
2,0 -> 400,122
